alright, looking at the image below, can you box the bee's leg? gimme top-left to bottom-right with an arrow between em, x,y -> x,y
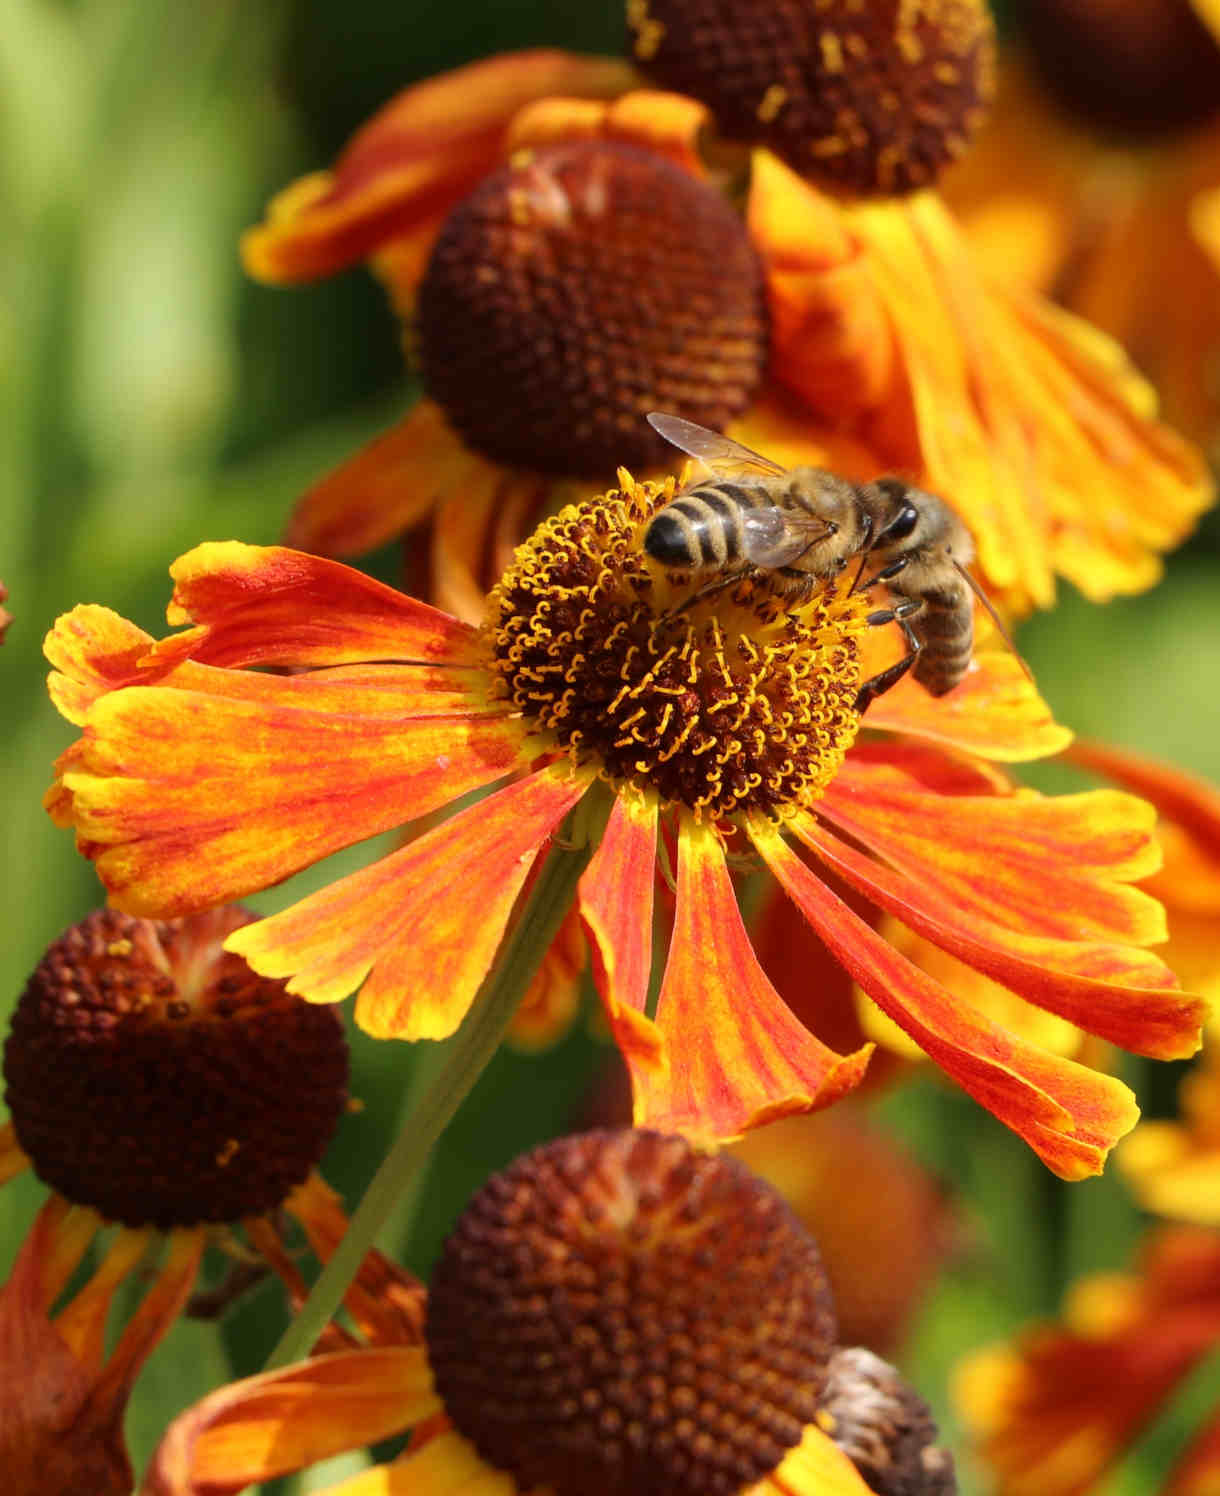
773,567 -> 819,606
854,599 -> 923,713
851,553 -> 910,597
661,568 -> 753,620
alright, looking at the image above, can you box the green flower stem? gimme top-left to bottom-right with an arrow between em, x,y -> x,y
264,826 -> 594,1371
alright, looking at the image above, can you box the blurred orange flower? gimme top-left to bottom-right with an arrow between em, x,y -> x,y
44,477 -> 1205,1174
243,48 -> 1211,618
956,1225 -> 1220,1495
946,4 -> 1220,463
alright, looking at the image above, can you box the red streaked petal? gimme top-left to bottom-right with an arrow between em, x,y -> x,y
141,1348 -> 439,1496
45,607 -> 158,724
282,401 -> 476,558
226,767 -> 592,1036
821,751 -> 1167,945
799,816 -> 1204,1060
753,824 -> 1141,1179
636,819 -> 871,1142
864,648 -> 1072,763
1068,742 -> 1220,851
241,49 -> 636,285
64,690 -> 522,917
150,543 -> 475,670
580,793 -> 658,1027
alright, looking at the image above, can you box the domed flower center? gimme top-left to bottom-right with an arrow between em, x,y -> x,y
426,1130 -> 838,1496
416,141 -> 768,476
481,474 -> 870,821
3,908 -> 349,1229
629,0 -> 996,194
1020,0 -> 1220,135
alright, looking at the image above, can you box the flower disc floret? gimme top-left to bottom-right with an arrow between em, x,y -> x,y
3,908 -> 349,1229
482,475 -> 869,820
417,140 -> 768,475
425,1130 -> 838,1496
629,0 -> 995,194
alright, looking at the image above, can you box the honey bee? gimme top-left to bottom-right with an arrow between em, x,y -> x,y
643,411 -> 1026,711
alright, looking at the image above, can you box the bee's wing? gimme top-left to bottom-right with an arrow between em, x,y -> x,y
647,411 -> 788,478
953,561 -> 1035,684
742,506 -> 835,569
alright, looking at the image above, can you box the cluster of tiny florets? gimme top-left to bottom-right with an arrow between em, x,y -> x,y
482,475 -> 867,820
426,1130 -> 838,1496
3,907 -> 349,1229
629,0 -> 995,194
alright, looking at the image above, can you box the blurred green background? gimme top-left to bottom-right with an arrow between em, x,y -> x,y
1,1 -> 1218,1491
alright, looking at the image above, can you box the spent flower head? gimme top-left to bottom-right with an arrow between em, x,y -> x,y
0,907 -> 365,1496
141,1130 -> 947,1495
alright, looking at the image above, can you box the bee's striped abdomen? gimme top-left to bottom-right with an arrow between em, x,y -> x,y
644,482 -> 760,569
912,582 -> 974,695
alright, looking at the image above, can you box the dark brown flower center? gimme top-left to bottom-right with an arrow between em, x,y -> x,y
1019,0 -> 1220,136
629,0 -> 996,194
426,1130 -> 838,1496
3,908 -> 349,1229
481,474 -> 868,821
416,141 -> 768,476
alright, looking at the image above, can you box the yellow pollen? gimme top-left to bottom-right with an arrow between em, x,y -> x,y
481,474 -> 871,822
757,82 -> 789,122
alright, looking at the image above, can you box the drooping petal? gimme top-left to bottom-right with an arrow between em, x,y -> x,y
507,88 -> 711,177
863,647 -> 1072,763
636,818 -> 871,1141
61,685 -> 523,918
752,824 -> 1141,1179
797,816 -> 1204,1061
507,904 -> 586,1053
580,793 -> 657,1030
1119,1041 -> 1220,1226
747,148 -> 898,423
152,542 -> 477,670
283,401 -> 488,558
819,748 -> 1167,946
45,608 -> 158,723
750,151 -> 1214,613
140,1348 -> 440,1496
225,766 -> 592,1036
431,463 -> 548,626
241,50 -> 636,286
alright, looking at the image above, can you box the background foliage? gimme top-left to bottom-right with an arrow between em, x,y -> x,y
1,1 -> 1216,1490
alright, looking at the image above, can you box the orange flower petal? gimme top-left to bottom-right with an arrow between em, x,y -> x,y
225,766 -> 592,1035
62,687 -> 521,918
507,904 -> 586,1052
865,648 -> 1072,763
152,542 -> 476,670
766,1421 -> 885,1496
283,401 -> 488,558
798,816 -> 1204,1061
45,607 -> 158,724
636,818 -> 872,1141
819,748 -> 1167,947
747,149 -> 898,422
507,88 -> 711,177
1069,740 -> 1220,909
580,793 -> 657,1028
141,1347 -> 440,1495
753,824 -> 1141,1179
431,464 -> 544,627
241,50 -> 636,285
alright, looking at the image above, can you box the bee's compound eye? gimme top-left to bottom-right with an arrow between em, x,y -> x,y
881,503 -> 919,543
644,511 -> 694,565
